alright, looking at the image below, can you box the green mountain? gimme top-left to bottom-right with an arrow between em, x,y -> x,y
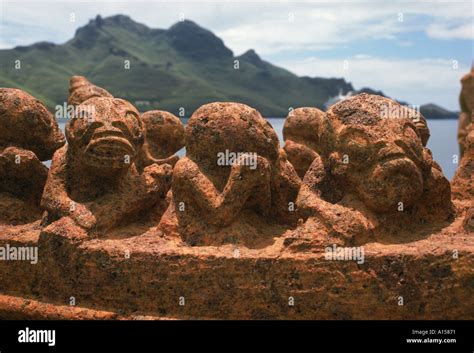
419,103 -> 458,120
0,14 -> 457,118
0,15 -> 353,117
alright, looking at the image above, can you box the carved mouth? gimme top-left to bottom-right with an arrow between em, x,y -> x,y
86,136 -> 134,159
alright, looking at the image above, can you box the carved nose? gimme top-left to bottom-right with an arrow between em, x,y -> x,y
91,121 -> 125,139
100,118 -> 124,133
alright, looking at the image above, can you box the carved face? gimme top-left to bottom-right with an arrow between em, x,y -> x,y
327,94 -> 431,212
66,97 -> 143,170
0,88 -> 65,160
186,102 -> 280,168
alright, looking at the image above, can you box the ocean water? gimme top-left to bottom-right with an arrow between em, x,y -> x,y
56,118 -> 459,180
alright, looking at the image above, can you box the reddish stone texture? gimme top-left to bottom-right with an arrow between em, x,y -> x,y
0,88 -> 65,224
0,294 -> 173,320
67,77 -> 185,172
41,96 -> 172,238
283,107 -> 326,178
452,126 -> 474,232
458,68 -> 474,157
67,76 -> 113,107
0,217 -> 472,319
137,110 -> 185,171
452,69 -> 474,233
0,81 -> 472,320
453,126 -> 474,201
294,94 -> 453,247
159,102 -> 300,247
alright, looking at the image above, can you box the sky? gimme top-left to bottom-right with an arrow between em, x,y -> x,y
0,0 -> 472,110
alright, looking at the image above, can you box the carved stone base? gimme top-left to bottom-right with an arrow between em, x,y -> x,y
0,206 -> 472,320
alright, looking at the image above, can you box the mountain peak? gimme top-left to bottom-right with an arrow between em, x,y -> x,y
166,20 -> 233,60
72,19 -> 102,48
239,49 -> 265,68
168,19 -> 201,31
101,14 -> 149,33
241,49 -> 258,57
71,14 -> 150,48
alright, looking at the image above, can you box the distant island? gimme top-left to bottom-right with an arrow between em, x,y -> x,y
0,15 -> 459,119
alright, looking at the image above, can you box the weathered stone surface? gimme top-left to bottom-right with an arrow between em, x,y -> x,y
0,86 -> 471,320
137,110 -> 185,170
41,96 -> 172,237
67,75 -> 113,106
0,294 -> 174,320
283,107 -> 326,178
452,125 -> 474,232
0,294 -> 118,320
159,102 -> 300,247
0,88 -> 65,161
294,94 -> 453,247
458,68 -> 474,157
0,215 -> 472,319
0,88 -> 65,224
68,76 -> 183,172
453,69 -> 474,232
452,126 -> 474,201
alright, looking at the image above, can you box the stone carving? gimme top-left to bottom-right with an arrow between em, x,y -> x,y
41,96 -> 172,238
283,104 -> 429,181
452,125 -> 474,201
283,107 -> 326,178
411,112 -> 430,147
159,102 -> 300,247
452,125 -> 474,232
294,94 -> 453,246
0,84 -> 472,320
137,110 -> 185,170
68,76 -> 184,172
458,67 -> 474,157
0,88 -> 65,224
67,75 -> 113,107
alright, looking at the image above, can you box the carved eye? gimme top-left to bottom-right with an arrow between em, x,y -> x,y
124,111 -> 139,122
125,111 -> 135,118
124,111 -> 141,136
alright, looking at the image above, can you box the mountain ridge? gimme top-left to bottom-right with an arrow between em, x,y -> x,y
0,14 -> 457,118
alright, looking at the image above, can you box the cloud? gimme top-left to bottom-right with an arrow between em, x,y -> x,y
276,55 -> 468,110
1,0 -> 472,52
426,23 -> 473,40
